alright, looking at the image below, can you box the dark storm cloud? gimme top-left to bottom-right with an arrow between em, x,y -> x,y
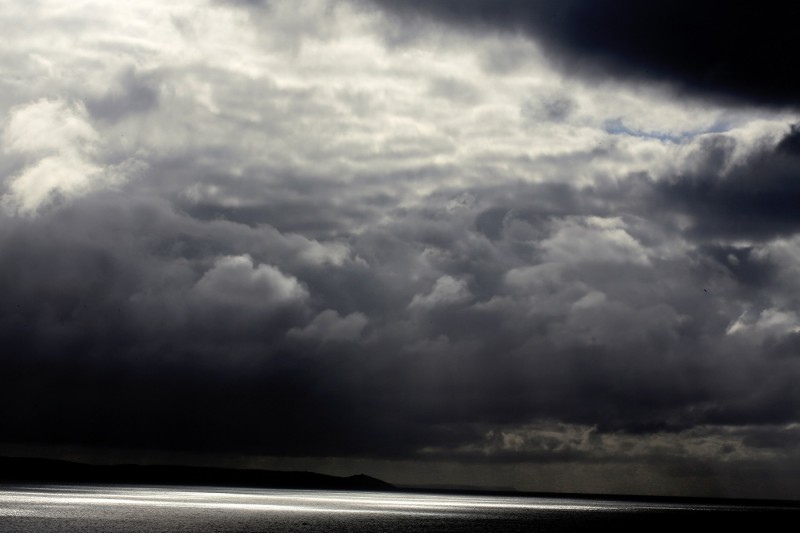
369,0 -> 800,107
764,332 -> 800,360
698,244 -> 775,288
4,127 -> 800,468
3,168 -> 800,483
0,190 -> 395,456
656,126 -> 800,240
776,124 -> 800,156
0,144 -> 800,462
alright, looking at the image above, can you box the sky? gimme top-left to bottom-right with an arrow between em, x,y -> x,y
2,0 -> 800,499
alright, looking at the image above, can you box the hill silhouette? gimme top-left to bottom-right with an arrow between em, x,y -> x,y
0,456 -> 394,491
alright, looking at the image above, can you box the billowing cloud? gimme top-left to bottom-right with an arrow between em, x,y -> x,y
2,99 -> 114,214
539,217 -> 650,265
409,275 -> 472,309
191,255 -> 308,309
288,309 -> 368,342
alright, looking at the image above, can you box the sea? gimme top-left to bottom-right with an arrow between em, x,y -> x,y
1,485 -> 797,532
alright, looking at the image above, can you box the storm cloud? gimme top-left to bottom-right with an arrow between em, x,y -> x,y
1,0 -> 800,498
656,126 -> 800,240
369,0 -> 800,108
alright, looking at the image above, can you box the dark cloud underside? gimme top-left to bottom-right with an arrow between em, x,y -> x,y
371,0 -> 800,107
656,127 -> 800,240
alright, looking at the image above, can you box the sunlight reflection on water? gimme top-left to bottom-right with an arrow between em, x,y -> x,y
1,486 -> 611,516
0,485 -> 793,532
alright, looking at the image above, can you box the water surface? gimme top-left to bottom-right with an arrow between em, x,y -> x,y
0,485 -> 795,532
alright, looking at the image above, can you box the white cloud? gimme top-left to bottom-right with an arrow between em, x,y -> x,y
409,275 -> 472,309
286,234 -> 352,267
4,98 -> 98,155
573,290 -> 607,309
727,308 -> 800,337
2,154 -> 103,214
505,262 -> 565,293
1,99 -> 116,214
191,254 -> 308,309
541,217 -> 651,265
288,309 -> 368,342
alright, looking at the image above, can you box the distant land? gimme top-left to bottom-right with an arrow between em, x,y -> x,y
398,483 -> 520,493
0,456 -> 394,492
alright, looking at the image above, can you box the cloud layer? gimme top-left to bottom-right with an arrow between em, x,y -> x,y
1,0 -> 799,498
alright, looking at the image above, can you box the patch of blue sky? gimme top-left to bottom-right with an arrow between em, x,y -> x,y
602,117 -> 731,143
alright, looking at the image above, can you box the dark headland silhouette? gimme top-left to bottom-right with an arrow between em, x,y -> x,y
0,456 -> 393,492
